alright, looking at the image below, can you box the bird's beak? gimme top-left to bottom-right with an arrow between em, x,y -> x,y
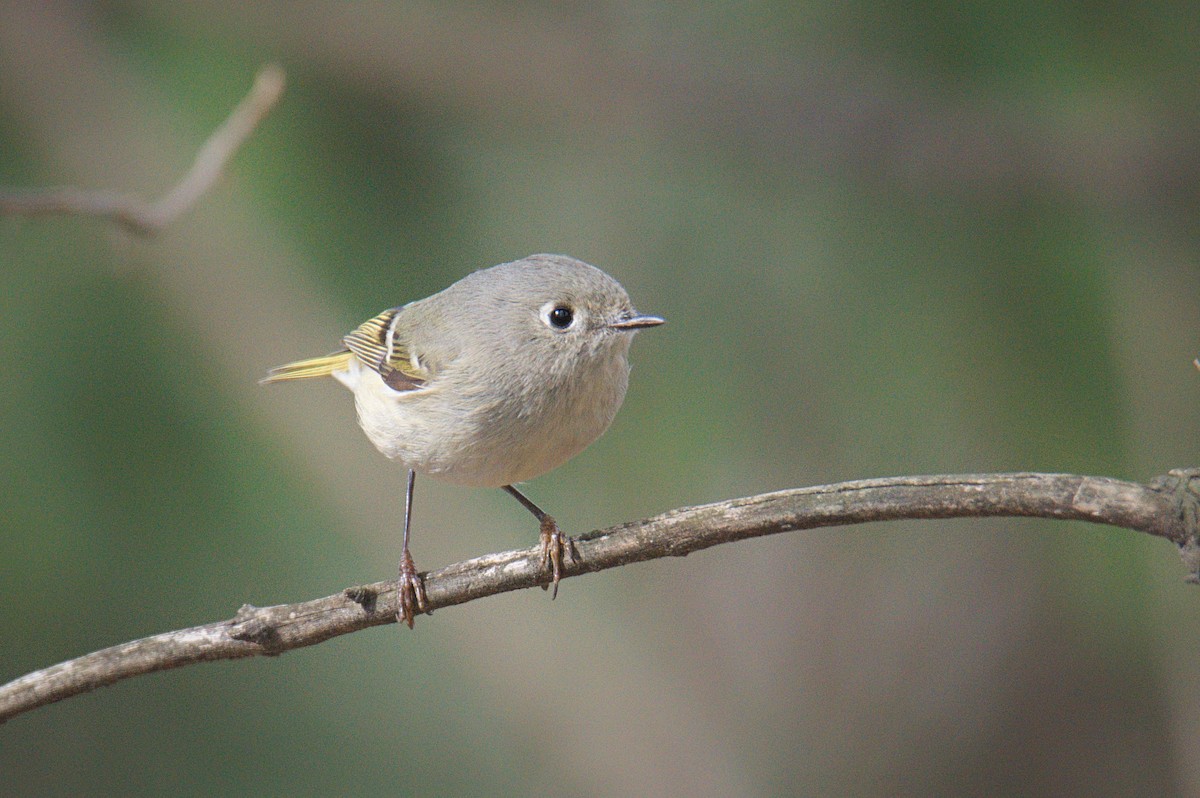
608,313 -> 665,330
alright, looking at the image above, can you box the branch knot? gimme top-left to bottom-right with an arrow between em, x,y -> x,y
1150,468 -> 1200,582
229,604 -> 283,650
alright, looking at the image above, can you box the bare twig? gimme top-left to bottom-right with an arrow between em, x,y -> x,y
0,64 -> 284,234
2,470 -> 1198,725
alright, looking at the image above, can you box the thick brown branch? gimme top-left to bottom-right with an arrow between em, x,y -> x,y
0,64 -> 284,234
2,470 -> 1198,724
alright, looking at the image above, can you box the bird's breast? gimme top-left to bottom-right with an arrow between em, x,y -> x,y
340,351 -> 632,488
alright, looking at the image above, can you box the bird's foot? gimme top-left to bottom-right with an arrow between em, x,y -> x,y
396,549 -> 428,629
538,514 -> 575,599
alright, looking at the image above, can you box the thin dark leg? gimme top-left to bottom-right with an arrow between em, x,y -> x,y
502,484 -> 549,521
402,468 -> 416,554
502,484 -> 570,598
396,468 -> 428,628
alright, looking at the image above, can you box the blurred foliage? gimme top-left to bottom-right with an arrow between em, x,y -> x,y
2,2 -> 1199,795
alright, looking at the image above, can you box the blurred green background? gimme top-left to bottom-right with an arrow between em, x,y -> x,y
2,2 -> 1200,795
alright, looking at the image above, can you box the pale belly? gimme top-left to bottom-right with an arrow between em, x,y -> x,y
335,355 -> 630,487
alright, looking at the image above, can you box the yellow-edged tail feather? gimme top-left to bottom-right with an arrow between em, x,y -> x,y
260,351 -> 353,384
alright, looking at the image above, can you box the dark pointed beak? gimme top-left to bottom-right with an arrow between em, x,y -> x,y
608,313 -> 665,331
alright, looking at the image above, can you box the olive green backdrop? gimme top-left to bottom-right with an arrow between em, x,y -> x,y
2,3 -> 1199,795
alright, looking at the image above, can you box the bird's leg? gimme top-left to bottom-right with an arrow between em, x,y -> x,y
502,484 -> 572,598
397,469 -> 428,628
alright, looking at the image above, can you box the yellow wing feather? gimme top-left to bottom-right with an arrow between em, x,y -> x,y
343,308 -> 401,369
343,307 -> 427,391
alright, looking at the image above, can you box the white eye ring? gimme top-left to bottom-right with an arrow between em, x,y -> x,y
539,301 -> 577,331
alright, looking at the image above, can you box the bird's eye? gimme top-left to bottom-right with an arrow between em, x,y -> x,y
546,304 -> 575,330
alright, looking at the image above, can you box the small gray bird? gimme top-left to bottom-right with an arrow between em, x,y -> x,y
263,254 -> 663,626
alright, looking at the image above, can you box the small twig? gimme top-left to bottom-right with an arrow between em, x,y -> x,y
0,64 -> 284,235
2,470 -> 1198,725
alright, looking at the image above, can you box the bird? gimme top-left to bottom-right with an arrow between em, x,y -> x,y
262,254 -> 664,626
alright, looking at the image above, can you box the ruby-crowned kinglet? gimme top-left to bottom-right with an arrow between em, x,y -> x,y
263,254 -> 663,626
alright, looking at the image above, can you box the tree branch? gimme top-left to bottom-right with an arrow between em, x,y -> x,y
0,64 -> 284,235
3,469 -> 1199,724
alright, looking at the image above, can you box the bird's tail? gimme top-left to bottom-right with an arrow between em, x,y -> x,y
260,350 -> 353,384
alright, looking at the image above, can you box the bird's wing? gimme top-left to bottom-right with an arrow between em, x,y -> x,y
343,307 -> 429,391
